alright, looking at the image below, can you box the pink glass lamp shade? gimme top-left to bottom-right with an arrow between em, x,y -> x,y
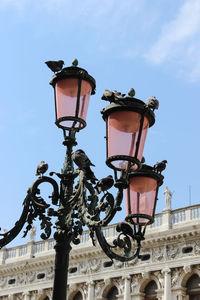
101,99 -> 155,171
125,165 -> 163,226
50,66 -> 96,131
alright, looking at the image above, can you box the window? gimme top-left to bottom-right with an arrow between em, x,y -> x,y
144,280 -> 158,300
106,286 -> 118,299
186,274 -> 200,299
73,291 -> 83,300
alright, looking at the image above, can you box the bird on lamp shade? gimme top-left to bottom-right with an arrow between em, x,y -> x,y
72,58 -> 78,67
36,161 -> 48,177
128,88 -> 136,97
72,149 -> 98,184
153,160 -> 167,174
95,175 -> 114,194
45,60 -> 65,73
146,96 -> 159,111
101,89 -> 126,103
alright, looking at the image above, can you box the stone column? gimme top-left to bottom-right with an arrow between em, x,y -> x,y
88,281 -> 95,300
23,292 -> 31,300
123,276 -> 131,300
162,267 -> 171,300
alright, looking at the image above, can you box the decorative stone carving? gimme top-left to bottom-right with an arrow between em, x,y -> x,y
46,266 -> 54,279
183,264 -> 192,273
194,241 -> 200,255
167,244 -> 179,259
142,271 -> 150,280
17,273 -> 25,284
126,257 -> 138,266
95,281 -> 104,298
0,277 -> 6,287
131,275 -> 140,293
26,271 -> 36,283
154,271 -> 164,289
114,278 -> 124,295
80,258 -> 101,274
171,268 -> 183,287
69,283 -> 77,292
104,278 -> 112,286
113,259 -> 124,268
81,282 -> 88,299
152,247 -> 164,261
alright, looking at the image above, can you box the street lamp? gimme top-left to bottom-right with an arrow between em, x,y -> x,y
0,60 -> 166,300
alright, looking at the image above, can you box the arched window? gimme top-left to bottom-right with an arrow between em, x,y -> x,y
106,286 -> 118,299
144,280 -> 158,300
73,291 -> 83,300
186,274 -> 200,299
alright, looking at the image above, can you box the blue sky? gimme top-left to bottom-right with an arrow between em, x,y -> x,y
0,0 -> 200,246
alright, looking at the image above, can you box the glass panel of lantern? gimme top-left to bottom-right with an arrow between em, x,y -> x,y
125,168 -> 163,225
107,110 -> 149,170
55,78 -> 93,130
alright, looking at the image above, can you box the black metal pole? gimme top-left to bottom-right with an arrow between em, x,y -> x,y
52,238 -> 72,300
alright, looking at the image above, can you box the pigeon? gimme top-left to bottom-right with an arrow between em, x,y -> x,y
116,222 -> 133,237
72,58 -> 78,67
45,60 -> 64,73
36,161 -> 48,177
128,88 -> 135,97
72,149 -> 95,169
101,89 -> 115,102
101,89 -> 125,103
95,175 -> 114,194
72,149 -> 97,184
146,96 -> 159,111
153,160 -> 167,174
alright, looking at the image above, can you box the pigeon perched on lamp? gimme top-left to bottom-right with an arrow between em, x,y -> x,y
45,60 -> 65,73
101,89 -> 126,103
36,161 -> 48,177
72,149 -> 97,184
153,160 -> 167,174
128,88 -> 136,97
146,96 -> 159,111
95,175 -> 114,194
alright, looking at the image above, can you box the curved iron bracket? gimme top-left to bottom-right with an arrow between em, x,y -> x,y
0,194 -> 32,249
95,223 -> 142,262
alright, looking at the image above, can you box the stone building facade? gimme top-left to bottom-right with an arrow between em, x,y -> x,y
0,203 -> 200,299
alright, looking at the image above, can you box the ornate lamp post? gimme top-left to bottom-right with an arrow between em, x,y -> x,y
0,60 -> 166,300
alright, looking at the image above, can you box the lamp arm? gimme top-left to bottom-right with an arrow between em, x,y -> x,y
95,225 -> 141,262
0,194 -> 32,249
25,176 -> 60,240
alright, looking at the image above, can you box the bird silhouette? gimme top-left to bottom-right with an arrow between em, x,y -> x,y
95,175 -> 114,194
101,89 -> 126,103
36,161 -> 48,177
45,60 -> 64,73
116,222 -> 133,237
72,149 -> 97,184
146,96 -> 159,111
72,58 -> 78,67
128,88 -> 135,97
153,160 -> 167,174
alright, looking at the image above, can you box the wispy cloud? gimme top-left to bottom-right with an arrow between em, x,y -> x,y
145,0 -> 200,82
